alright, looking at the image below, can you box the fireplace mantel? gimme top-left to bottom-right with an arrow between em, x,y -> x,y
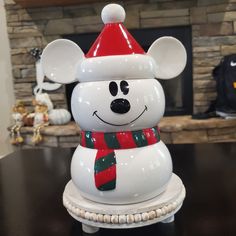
13,116 -> 236,149
14,0 -> 130,8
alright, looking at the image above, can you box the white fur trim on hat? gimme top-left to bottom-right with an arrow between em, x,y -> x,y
76,54 -> 156,82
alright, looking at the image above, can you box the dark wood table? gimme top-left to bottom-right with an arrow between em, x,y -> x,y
0,143 -> 236,236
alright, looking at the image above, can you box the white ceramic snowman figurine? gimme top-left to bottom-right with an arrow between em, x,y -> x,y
41,4 -> 186,205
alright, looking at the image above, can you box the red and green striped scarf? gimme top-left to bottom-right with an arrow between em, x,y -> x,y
80,126 -> 161,191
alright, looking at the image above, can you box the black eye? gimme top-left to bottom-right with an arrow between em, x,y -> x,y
120,80 -> 129,95
109,81 -> 118,96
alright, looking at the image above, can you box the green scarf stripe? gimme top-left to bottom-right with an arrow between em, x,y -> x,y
85,131 -> 94,148
132,130 -> 148,147
152,127 -> 160,141
104,133 -> 120,149
98,179 -> 116,191
94,152 -> 116,173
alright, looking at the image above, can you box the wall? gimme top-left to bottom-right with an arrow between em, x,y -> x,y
0,0 -> 15,157
4,0 -> 236,114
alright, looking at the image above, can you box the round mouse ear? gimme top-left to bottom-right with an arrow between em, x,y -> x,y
147,37 -> 187,80
41,39 -> 84,84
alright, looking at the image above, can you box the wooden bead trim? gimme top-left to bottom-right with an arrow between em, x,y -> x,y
63,191 -> 185,225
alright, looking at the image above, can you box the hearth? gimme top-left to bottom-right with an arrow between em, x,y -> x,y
64,26 -> 192,117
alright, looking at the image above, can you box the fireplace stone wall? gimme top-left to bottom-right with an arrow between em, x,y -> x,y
4,0 -> 236,114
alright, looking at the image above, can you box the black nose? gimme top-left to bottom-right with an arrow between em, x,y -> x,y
110,99 -> 130,114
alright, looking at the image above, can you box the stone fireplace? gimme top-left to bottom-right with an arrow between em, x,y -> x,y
6,0 -> 236,114
4,0 -> 236,146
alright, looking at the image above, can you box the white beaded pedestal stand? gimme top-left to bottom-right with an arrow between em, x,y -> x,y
63,173 -> 186,234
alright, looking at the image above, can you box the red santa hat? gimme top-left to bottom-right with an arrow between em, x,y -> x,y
76,4 -> 156,82
86,5 -> 145,58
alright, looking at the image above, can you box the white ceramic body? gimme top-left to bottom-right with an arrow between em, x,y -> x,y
71,79 -> 165,132
40,4 -> 187,206
71,140 -> 172,204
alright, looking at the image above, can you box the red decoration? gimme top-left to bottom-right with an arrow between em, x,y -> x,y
86,23 -> 145,58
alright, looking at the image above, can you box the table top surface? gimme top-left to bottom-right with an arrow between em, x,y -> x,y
0,143 -> 236,236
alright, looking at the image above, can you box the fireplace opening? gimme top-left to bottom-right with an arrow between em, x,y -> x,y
64,25 -> 192,117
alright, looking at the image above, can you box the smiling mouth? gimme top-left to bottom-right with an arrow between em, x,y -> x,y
92,105 -> 148,127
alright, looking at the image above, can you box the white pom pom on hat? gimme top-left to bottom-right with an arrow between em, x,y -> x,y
101,3 -> 126,24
